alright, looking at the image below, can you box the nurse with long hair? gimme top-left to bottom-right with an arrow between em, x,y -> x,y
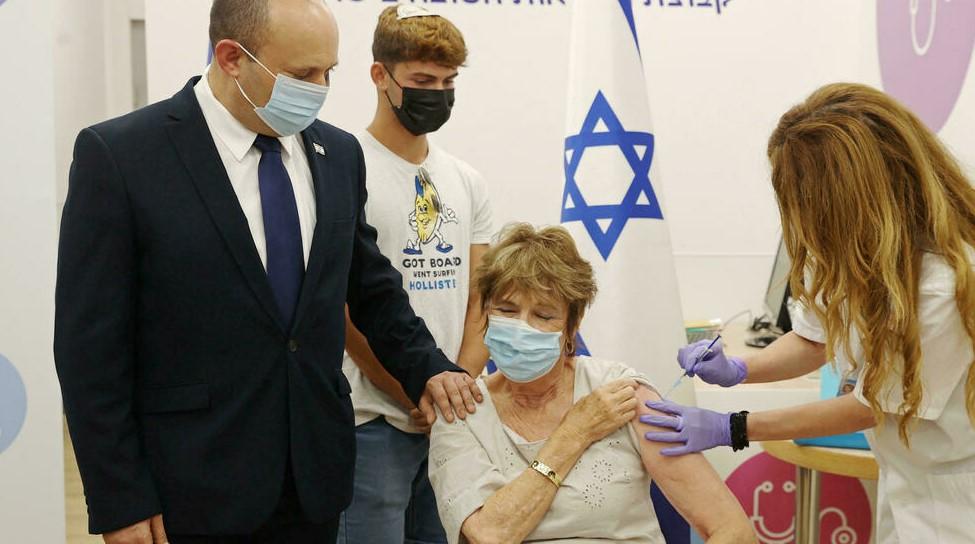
643,83 -> 975,542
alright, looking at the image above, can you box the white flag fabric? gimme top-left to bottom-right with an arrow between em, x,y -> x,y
561,0 -> 693,406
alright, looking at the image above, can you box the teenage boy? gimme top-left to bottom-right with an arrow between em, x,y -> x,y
338,5 -> 493,543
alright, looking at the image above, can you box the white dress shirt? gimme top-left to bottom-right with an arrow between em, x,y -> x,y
193,69 -> 317,269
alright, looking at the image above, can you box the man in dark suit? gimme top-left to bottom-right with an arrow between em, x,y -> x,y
54,1 -> 480,542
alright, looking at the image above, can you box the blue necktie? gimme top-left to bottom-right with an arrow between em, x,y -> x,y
254,134 -> 304,327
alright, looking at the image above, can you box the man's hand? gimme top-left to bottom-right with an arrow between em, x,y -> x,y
410,407 -> 433,434
421,371 -> 483,424
103,514 -> 167,544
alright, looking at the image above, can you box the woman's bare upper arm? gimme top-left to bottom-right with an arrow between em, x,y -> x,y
630,385 -> 749,539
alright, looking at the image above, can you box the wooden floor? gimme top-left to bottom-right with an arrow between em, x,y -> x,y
64,421 -> 103,544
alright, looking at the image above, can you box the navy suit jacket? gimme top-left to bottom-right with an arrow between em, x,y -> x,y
54,77 -> 458,535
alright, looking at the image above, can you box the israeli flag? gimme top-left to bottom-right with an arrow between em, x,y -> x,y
561,0 -> 692,407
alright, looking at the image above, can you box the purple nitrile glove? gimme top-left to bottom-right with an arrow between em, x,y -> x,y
676,339 -> 747,387
640,399 -> 731,456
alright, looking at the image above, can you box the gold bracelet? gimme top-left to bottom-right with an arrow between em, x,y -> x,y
530,459 -> 562,488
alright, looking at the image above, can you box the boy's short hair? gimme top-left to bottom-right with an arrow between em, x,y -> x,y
372,6 -> 467,67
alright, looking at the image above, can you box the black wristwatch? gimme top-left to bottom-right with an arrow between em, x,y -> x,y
729,411 -> 750,451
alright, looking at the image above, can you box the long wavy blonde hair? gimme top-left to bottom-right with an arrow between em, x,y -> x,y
768,83 -> 975,445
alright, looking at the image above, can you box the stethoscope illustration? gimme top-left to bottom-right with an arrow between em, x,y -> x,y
750,480 -> 859,544
910,0 -> 952,56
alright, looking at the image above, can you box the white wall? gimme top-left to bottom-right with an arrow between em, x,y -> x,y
90,0 -> 975,349
638,1 -> 871,322
53,0 -> 143,210
88,0 -> 975,330
46,2 -> 975,540
141,0 -> 918,326
41,4 -> 974,541
0,0 -> 65,541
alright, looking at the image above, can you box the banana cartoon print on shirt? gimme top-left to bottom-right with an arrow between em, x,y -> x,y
404,167 -> 458,255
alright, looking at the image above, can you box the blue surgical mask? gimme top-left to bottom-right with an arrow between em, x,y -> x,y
233,43 -> 329,136
484,315 -> 563,383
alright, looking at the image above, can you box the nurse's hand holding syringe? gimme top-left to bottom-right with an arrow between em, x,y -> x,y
675,336 -> 748,387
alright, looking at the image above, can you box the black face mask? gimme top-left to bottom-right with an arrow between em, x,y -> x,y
384,67 -> 455,135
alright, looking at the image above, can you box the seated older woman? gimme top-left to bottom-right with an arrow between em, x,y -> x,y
428,224 -> 754,544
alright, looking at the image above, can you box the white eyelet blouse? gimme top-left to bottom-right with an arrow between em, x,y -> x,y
428,356 -> 667,544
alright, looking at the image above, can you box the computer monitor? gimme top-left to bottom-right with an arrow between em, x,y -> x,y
764,238 -> 792,333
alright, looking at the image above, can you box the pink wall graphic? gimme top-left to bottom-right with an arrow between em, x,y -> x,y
877,0 -> 975,133
725,453 -> 872,544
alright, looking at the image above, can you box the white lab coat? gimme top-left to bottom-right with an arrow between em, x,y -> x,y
792,251 -> 975,543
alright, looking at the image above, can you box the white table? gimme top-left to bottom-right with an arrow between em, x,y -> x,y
761,440 -> 878,544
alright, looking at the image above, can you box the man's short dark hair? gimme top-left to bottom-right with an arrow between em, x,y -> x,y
209,0 -> 270,52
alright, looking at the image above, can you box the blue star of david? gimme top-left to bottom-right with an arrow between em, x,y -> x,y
561,90 -> 663,260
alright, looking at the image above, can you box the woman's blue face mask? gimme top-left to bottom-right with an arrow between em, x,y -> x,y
484,315 -> 563,383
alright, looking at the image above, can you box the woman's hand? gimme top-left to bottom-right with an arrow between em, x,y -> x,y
677,340 -> 747,387
634,387 -> 756,543
641,399 -> 732,455
561,378 -> 638,445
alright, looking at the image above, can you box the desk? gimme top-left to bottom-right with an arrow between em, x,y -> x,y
761,440 -> 878,544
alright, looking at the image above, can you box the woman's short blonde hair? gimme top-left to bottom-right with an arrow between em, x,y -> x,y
474,224 -> 597,354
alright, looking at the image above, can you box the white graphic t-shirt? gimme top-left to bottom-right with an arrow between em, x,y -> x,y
342,130 -> 494,433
